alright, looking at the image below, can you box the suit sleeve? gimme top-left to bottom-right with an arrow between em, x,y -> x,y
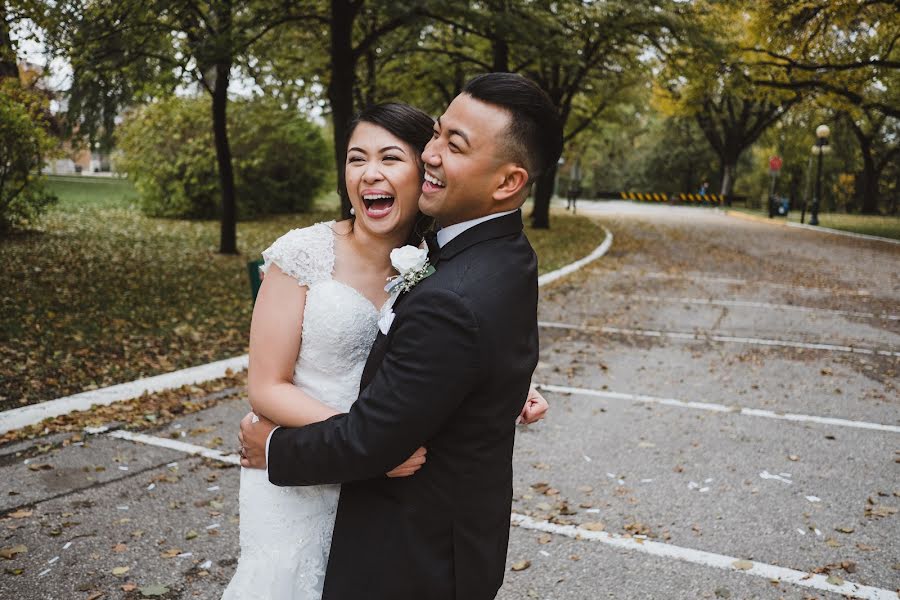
267,287 -> 480,486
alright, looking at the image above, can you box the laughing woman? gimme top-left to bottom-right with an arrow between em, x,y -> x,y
222,103 -> 548,600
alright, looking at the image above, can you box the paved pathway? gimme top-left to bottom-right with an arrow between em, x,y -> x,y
2,202 -> 897,599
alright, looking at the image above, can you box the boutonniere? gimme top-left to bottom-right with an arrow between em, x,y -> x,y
384,245 -> 435,295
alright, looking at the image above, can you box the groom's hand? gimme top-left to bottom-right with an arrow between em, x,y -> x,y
238,411 -> 277,469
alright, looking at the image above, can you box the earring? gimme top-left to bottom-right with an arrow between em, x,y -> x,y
349,207 -> 356,216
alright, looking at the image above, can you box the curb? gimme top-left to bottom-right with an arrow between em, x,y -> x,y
723,210 -> 900,246
1,226 -> 614,435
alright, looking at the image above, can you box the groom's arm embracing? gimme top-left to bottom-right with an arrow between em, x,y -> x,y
267,286 -> 480,486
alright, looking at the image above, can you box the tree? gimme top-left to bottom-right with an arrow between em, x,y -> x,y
745,0 -> 899,213
657,1 -> 799,199
27,0 -> 328,254
0,78 -> 57,233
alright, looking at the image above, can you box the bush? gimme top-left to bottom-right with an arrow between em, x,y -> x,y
117,96 -> 330,219
0,80 -> 57,233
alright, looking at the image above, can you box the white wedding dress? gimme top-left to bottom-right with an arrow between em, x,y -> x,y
222,221 -> 383,600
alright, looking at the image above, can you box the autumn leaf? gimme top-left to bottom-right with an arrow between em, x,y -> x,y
8,509 -> 33,519
111,566 -> 130,576
580,522 -> 605,532
0,545 -> 27,560
835,526 -> 854,534
825,575 -> 844,586
511,560 -> 531,572
732,560 -> 753,571
139,584 -> 170,597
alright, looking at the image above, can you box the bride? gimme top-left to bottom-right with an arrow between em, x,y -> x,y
222,102 -> 548,599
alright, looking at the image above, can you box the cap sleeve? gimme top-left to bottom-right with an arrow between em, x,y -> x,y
260,221 -> 335,287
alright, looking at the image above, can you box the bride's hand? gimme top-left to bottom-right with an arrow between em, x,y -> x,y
517,385 -> 549,425
386,446 -> 427,478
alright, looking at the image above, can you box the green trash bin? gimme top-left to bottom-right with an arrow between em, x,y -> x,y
247,258 -> 264,304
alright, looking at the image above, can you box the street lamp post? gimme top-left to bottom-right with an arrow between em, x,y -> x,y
809,124 -> 830,226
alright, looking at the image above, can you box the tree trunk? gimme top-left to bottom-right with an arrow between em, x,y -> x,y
0,7 -> 18,79
858,140 -> 879,214
492,38 -> 509,72
531,162 -> 558,229
329,0 -> 356,219
719,159 -> 738,202
212,61 -> 238,255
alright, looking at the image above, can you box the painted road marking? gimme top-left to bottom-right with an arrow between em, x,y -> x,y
107,429 -> 241,465
511,514 -> 897,600
614,270 -> 887,297
534,383 -> 900,434
0,356 -> 249,435
603,293 -> 899,321
107,428 -> 897,599
538,321 -> 900,357
538,227 -> 612,287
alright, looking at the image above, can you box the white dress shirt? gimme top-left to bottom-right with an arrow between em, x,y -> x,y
435,209 -> 518,248
262,208 -> 519,471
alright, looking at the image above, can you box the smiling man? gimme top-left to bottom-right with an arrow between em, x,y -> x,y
240,73 -> 563,600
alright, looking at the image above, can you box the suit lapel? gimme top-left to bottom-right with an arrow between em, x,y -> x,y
360,210 -> 524,390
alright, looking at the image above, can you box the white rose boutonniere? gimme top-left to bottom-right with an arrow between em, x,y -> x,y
384,245 -> 435,295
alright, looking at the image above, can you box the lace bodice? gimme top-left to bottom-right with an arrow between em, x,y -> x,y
223,221 -> 382,600
260,221 -> 382,412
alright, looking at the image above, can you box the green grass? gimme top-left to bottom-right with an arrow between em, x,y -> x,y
2,178 -> 605,409
728,207 -> 900,240
45,175 -> 141,211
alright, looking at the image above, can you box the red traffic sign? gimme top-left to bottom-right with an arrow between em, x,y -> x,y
769,156 -> 783,172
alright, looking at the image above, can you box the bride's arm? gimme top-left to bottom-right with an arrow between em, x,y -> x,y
247,263 -> 340,427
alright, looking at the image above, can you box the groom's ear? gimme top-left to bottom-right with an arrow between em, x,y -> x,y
491,164 -> 530,203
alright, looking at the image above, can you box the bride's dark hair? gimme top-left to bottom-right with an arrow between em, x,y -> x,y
344,102 -> 435,246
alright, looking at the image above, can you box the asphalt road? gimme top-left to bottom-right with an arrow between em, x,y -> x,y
2,202 -> 898,600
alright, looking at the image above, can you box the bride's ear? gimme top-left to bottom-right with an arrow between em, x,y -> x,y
492,165 -> 529,203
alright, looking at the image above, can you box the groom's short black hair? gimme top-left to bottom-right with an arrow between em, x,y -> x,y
462,73 -> 563,180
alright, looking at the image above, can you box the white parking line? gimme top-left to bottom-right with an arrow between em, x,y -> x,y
0,355 -> 249,435
511,514 -> 897,600
107,429 -> 241,465
107,427 -> 896,600
539,321 -> 900,357
534,383 -> 900,434
616,270 -> 886,297
603,293 -> 899,321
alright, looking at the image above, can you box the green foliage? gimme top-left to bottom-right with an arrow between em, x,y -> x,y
0,79 -> 57,232
117,96 -> 330,220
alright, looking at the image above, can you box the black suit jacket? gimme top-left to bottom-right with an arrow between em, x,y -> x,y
267,210 -> 539,600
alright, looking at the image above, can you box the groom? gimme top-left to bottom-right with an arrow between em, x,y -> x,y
240,72 -> 563,599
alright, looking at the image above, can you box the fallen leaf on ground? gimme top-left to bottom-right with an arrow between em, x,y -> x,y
864,505 -> 897,519
732,560 -> 753,571
0,545 -> 27,559
825,575 -> 844,586
139,584 -> 169,597
8,509 -> 32,519
27,463 -> 53,471
580,522 -> 605,532
121,583 -> 137,592
537,534 -> 552,545
112,566 -> 130,576
835,526 -> 854,534
160,548 -> 181,559
511,560 -> 531,572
